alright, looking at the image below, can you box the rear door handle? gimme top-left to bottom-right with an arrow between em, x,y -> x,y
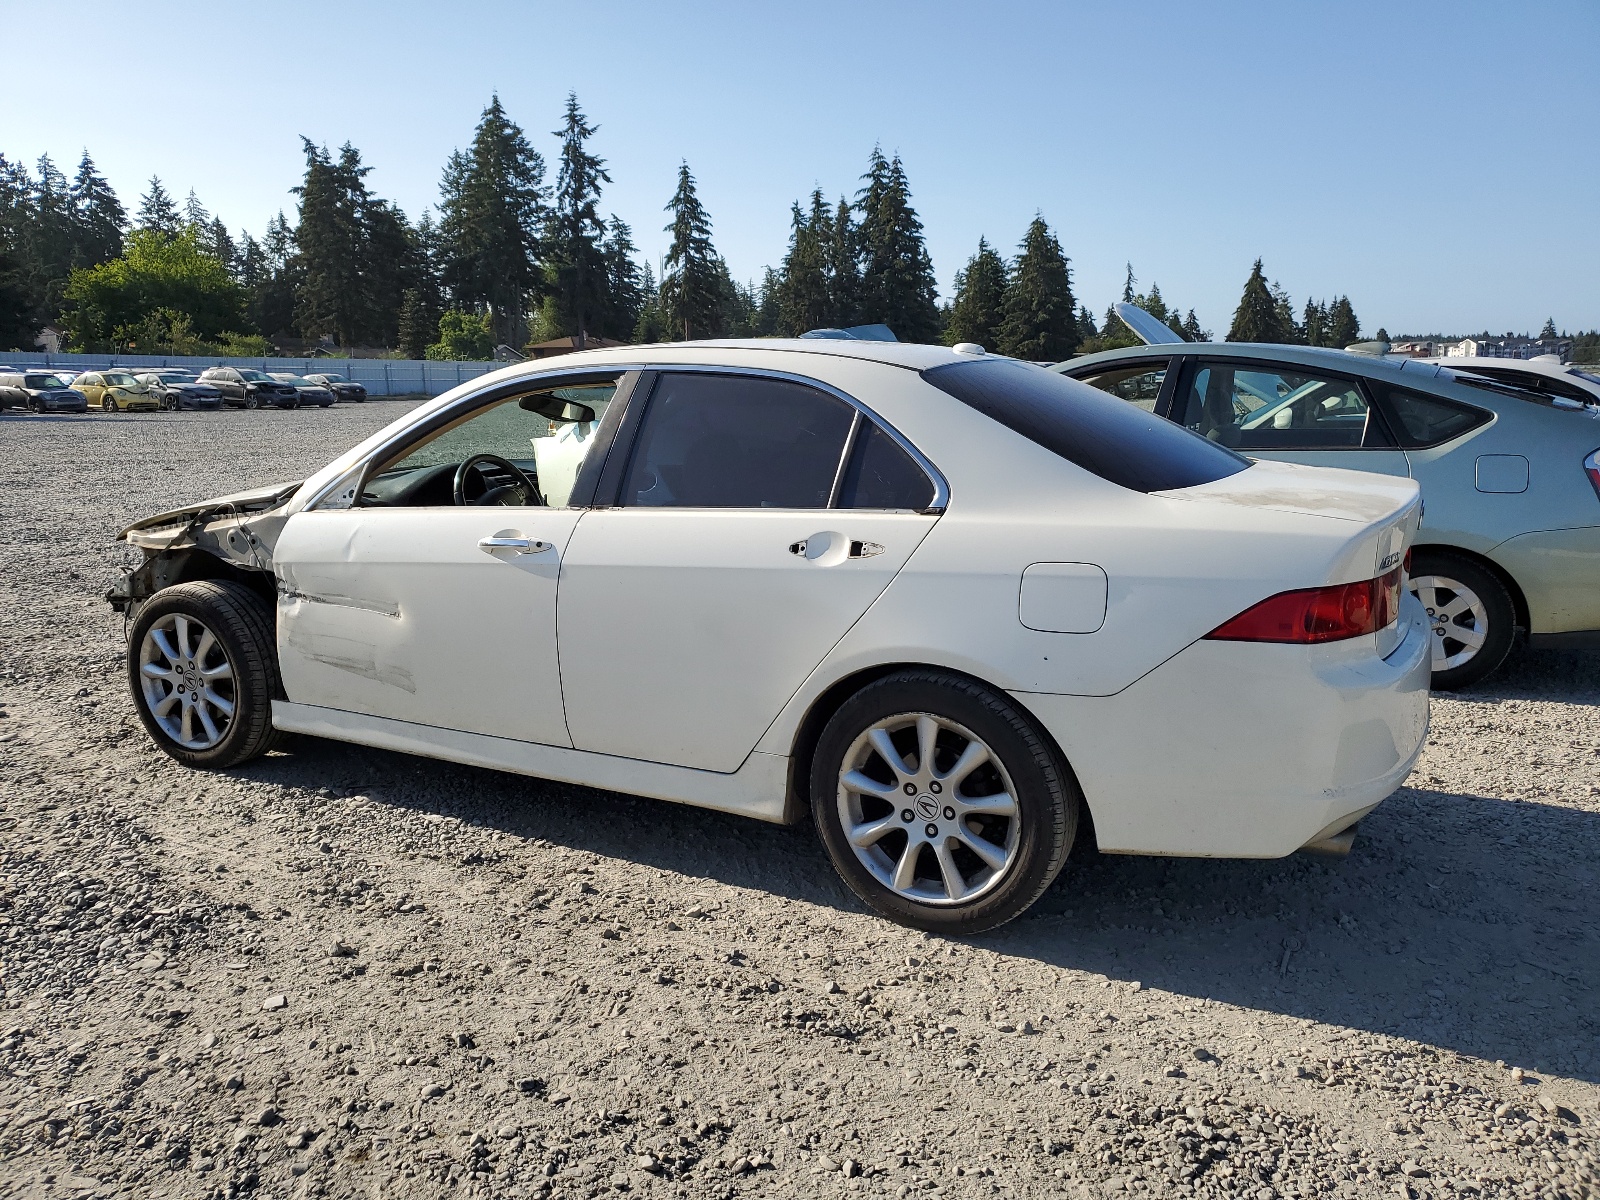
478,537 -> 550,555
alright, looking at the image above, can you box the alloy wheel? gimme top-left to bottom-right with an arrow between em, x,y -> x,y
1411,573 -> 1489,672
137,613 -> 237,750
836,712 -> 1021,906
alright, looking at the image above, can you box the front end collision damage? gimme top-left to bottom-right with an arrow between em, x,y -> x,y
107,482 -> 301,622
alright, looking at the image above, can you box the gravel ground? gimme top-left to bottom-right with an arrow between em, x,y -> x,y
1,405 -> 1596,1200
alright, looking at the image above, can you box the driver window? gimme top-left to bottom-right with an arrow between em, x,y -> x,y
362,381 -> 617,508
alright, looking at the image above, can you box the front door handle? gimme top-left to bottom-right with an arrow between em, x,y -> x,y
478,536 -> 550,555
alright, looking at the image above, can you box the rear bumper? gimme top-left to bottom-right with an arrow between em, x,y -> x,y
1015,593 -> 1431,858
1488,525 -> 1600,634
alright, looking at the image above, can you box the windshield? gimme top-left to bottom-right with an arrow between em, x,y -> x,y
104,372 -> 138,386
1576,370 -> 1600,386
238,370 -> 272,381
24,374 -> 65,389
273,376 -> 311,386
317,373 -> 345,382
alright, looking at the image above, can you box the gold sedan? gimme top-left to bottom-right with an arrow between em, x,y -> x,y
76,370 -> 162,412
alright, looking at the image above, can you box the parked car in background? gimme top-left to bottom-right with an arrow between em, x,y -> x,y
75,370 -> 161,412
1423,353 -> 1600,409
268,373 -> 335,407
196,367 -> 301,409
110,341 -> 1430,933
135,370 -> 223,411
304,372 -> 367,402
0,371 -> 90,412
1055,309 -> 1600,688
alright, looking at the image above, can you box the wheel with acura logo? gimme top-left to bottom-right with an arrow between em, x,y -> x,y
811,669 -> 1078,933
127,581 -> 284,769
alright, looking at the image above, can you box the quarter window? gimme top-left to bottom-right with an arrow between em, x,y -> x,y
1179,362 -> 1390,450
1071,360 -> 1171,413
621,373 -> 855,508
1374,384 -> 1491,448
836,420 -> 935,510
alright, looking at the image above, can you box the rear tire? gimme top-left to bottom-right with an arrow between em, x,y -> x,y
1410,549 -> 1516,690
811,670 -> 1077,934
127,581 -> 284,769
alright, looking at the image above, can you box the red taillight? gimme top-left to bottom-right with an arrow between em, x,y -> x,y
1205,568 -> 1403,644
1584,449 -> 1600,502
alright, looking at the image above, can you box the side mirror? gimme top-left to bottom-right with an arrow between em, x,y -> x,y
520,394 -> 596,424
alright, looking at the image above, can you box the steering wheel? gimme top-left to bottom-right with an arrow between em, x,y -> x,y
453,453 -> 542,507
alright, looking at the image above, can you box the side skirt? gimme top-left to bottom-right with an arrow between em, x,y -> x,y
271,701 -> 791,823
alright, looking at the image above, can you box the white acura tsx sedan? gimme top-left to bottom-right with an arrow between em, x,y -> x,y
111,340 -> 1431,932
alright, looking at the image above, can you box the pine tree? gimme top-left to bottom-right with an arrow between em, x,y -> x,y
363,200 -> 422,347
437,94 -> 548,346
183,190 -> 211,232
208,218 -> 236,272
1326,296 -> 1360,347
776,190 -> 832,335
996,216 -> 1077,361
1270,281 -> 1302,343
855,150 -> 940,342
631,261 -> 671,343
943,237 -> 1007,349
660,162 -> 722,340
1227,259 -> 1293,343
398,288 -> 438,359
1539,317 -> 1558,340
1181,310 -> 1209,342
69,152 -> 125,269
753,265 -> 783,336
1302,299 -> 1328,346
137,178 -> 181,236
0,155 -> 41,347
827,196 -> 860,328
293,140 -> 370,347
1076,303 -> 1097,341
546,94 -> 612,348
28,155 -> 74,310
600,215 -> 645,341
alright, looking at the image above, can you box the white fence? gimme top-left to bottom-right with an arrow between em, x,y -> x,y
1,352 -> 504,397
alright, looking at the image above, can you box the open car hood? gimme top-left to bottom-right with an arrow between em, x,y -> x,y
117,481 -> 303,545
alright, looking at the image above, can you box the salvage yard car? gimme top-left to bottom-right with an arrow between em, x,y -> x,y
196,367 -> 301,409
110,341 -> 1430,932
75,370 -> 161,412
269,372 -> 336,407
305,372 -> 368,402
1057,310 -> 1600,688
0,370 -> 89,412
135,370 -> 223,411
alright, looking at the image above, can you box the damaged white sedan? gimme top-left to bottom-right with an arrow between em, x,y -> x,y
112,341 -> 1431,932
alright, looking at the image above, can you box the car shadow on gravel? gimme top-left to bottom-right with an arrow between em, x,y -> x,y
240,725 -> 1599,1087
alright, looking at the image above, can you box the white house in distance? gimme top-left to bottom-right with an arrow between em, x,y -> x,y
1442,335 -> 1573,361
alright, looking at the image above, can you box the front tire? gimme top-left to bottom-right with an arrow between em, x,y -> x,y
811,670 -> 1077,934
1410,549 -> 1516,690
127,581 -> 284,769
102,395 -> 117,412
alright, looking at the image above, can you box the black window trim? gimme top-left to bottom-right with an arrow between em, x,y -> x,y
602,365 -> 947,513
1172,354 -> 1405,451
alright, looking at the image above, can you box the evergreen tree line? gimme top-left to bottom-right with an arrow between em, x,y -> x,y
1,97 -> 1381,360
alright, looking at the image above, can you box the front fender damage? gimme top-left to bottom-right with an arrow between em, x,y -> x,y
106,482 -> 301,617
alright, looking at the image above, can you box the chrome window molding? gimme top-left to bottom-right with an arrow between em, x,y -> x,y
304,359 -> 949,514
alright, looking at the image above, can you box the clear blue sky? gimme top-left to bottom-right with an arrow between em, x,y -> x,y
5,0 -> 1595,336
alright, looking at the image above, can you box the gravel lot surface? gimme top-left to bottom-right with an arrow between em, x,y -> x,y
1,405 -> 1596,1200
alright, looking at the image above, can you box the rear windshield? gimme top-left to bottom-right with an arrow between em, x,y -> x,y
922,356 -> 1248,493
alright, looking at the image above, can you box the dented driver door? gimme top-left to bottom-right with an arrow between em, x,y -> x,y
273,506 -> 582,746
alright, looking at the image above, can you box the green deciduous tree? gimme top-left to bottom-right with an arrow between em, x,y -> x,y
943,237 -> 1007,349
660,162 -> 722,340
426,309 -> 494,360
438,95 -> 548,347
62,227 -> 248,351
997,216 -> 1077,361
855,149 -> 940,342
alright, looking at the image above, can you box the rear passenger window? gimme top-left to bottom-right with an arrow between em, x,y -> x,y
837,421 -> 935,510
1179,362 -> 1389,450
621,373 -> 855,508
1070,361 -> 1170,412
1376,385 -> 1491,448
